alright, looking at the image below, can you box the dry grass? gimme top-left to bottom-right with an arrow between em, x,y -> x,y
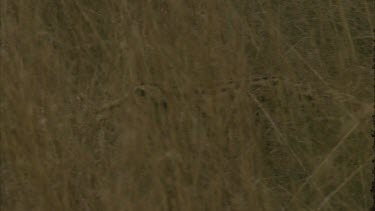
1,0 -> 374,210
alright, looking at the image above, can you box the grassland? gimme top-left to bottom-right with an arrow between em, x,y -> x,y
1,0 -> 374,210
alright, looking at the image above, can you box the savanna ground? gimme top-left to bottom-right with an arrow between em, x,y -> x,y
0,1 -> 374,210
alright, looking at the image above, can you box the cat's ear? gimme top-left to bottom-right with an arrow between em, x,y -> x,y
132,84 -> 165,106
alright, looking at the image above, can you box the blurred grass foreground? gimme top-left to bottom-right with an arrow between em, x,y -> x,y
1,1 -> 374,210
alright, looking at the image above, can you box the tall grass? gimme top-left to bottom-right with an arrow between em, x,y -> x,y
1,0 -> 373,210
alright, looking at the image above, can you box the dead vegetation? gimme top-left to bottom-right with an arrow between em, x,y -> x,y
1,0 -> 374,210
